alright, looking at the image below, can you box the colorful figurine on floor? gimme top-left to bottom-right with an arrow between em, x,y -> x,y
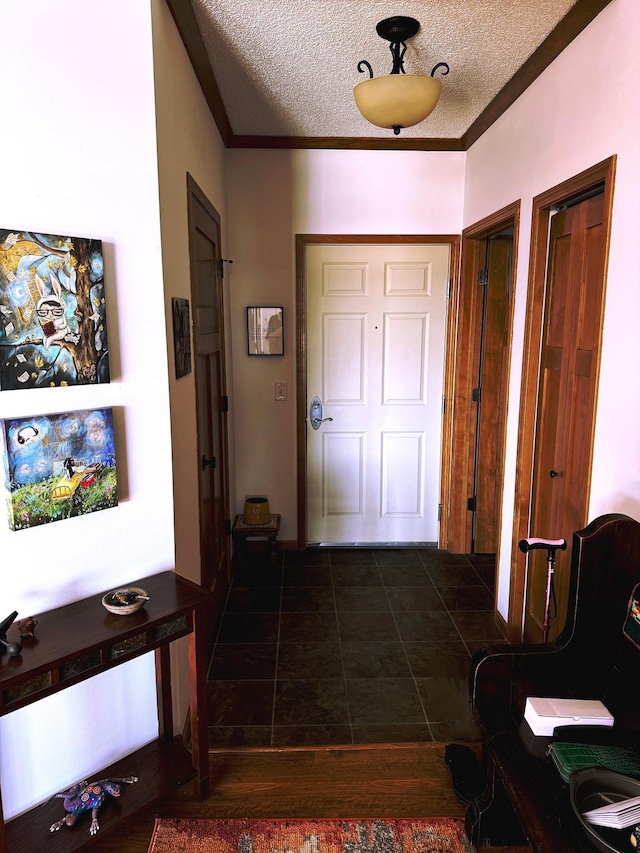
48,776 -> 138,835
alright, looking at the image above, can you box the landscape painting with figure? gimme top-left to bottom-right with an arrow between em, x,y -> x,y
0,229 -> 110,389
0,407 -> 118,530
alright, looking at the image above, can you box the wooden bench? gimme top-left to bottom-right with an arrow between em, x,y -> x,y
469,513 -> 640,851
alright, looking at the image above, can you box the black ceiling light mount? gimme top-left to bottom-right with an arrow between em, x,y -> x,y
376,15 -> 420,73
354,16 -> 450,136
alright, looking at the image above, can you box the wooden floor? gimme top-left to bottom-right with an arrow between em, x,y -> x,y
85,743 -> 528,853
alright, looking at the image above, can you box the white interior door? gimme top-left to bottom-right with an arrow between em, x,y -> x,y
306,243 -> 450,544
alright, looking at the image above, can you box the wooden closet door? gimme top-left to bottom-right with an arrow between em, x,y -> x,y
524,192 -> 606,643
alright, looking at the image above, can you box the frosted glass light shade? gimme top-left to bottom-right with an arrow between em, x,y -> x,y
354,74 -> 442,132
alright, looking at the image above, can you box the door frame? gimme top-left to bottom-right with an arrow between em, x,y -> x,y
446,202 -> 520,556
508,156 -> 616,642
186,173 -> 231,591
296,233 -> 460,549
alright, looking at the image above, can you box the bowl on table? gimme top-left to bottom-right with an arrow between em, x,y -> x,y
101,587 -> 149,615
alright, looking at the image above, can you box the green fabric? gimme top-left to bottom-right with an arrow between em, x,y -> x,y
548,742 -> 640,782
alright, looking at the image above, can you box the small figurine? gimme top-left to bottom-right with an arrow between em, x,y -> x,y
16,616 -> 38,638
0,611 -> 22,657
48,776 -> 138,835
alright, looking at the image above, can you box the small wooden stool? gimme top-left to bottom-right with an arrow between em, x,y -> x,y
232,513 -> 281,564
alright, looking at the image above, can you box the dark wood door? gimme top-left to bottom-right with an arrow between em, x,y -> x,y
472,236 -> 512,554
188,177 -> 230,597
446,203 -> 518,557
524,191 -> 606,642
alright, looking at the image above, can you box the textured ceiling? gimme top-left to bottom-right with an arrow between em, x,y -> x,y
171,0 -> 610,147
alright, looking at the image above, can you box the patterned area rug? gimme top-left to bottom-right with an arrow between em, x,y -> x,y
148,818 -> 473,853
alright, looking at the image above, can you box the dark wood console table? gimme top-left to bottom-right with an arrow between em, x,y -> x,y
0,570 -> 214,853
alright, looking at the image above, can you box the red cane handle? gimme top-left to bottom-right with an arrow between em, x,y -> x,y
518,537 -> 567,553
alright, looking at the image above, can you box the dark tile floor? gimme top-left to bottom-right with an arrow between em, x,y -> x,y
206,547 -> 506,747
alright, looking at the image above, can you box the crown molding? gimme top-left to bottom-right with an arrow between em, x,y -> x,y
165,0 -> 614,152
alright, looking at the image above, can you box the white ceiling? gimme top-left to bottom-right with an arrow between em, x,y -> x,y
171,0 -> 609,146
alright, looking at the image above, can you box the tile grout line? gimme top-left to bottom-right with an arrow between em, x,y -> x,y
206,580 -> 234,681
269,556 -> 285,746
329,551 -> 355,745
378,551 -> 435,741
424,553 -> 479,658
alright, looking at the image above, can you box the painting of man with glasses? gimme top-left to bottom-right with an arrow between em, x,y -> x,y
0,229 -> 110,389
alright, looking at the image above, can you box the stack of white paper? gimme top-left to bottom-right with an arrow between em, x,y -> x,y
582,794 -> 640,828
524,697 -> 614,736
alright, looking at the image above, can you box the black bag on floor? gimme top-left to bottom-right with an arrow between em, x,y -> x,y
464,767 -> 528,848
444,743 -> 484,805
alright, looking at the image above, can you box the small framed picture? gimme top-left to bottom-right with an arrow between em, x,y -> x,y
247,306 -> 283,356
172,297 -> 192,378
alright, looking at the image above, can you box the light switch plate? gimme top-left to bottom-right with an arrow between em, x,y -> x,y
275,382 -> 287,401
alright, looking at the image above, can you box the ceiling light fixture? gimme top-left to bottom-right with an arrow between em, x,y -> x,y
354,16 -> 449,136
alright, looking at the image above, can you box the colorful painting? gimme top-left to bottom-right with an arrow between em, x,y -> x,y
0,229 -> 110,389
0,407 -> 118,530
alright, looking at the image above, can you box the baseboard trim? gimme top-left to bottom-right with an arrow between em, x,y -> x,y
239,538 -> 297,553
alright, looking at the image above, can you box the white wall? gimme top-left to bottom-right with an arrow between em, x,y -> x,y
463,0 -> 640,617
152,0 -> 230,589
0,0 -> 174,819
226,149 -> 466,541
151,0 -> 230,723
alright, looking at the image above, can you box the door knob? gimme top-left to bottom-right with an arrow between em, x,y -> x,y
549,469 -> 559,478
202,455 -> 216,470
309,396 -> 334,430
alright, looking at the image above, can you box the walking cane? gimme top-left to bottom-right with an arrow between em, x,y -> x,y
518,537 -> 567,643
